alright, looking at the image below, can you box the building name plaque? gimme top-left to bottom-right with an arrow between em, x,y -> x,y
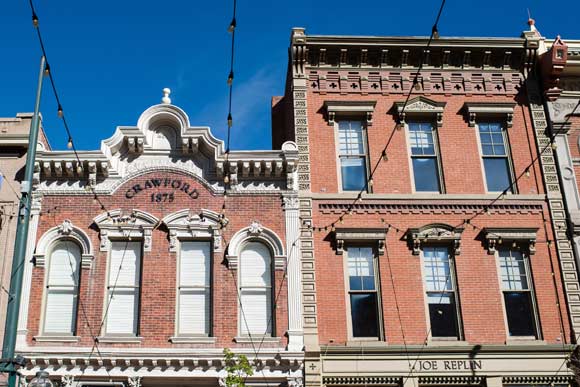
125,177 -> 200,201
416,359 -> 482,371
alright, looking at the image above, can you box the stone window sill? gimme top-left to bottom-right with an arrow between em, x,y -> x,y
33,335 -> 80,343
170,336 -> 216,344
505,337 -> 546,346
234,336 -> 281,345
97,336 -> 143,344
427,339 -> 470,347
346,339 -> 385,347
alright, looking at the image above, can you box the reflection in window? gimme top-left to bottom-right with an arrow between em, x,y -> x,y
498,248 -> 537,337
347,247 -> 379,338
479,123 -> 513,192
338,121 -> 368,191
422,246 -> 461,338
409,122 -> 442,192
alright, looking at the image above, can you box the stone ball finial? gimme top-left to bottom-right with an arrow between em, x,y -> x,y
528,18 -> 535,26
162,88 -> 171,104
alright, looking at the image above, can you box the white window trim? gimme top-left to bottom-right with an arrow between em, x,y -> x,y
474,121 -> 518,194
324,100 -> 376,126
226,221 -> 286,270
93,209 -> 159,252
34,219 -> 94,269
36,240 -> 82,340
484,227 -> 542,341
162,209 -> 224,342
404,121 -> 445,194
333,119 -> 372,194
342,245 -> 384,342
418,246 -> 464,342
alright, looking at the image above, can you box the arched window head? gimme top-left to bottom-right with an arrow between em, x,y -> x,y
226,221 -> 286,270
239,241 -> 273,336
42,240 -> 81,336
35,219 -> 94,269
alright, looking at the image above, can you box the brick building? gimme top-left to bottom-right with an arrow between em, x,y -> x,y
14,97 -> 304,387
272,26 -> 578,385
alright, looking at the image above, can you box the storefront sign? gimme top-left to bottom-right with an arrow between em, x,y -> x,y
125,177 -> 199,201
417,360 -> 482,371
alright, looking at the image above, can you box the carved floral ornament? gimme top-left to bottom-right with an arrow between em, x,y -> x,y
225,221 -> 286,270
463,102 -> 515,128
334,228 -> 388,256
34,219 -> 94,269
394,96 -> 446,127
406,224 -> 464,256
324,100 -> 376,126
93,209 -> 159,252
161,208 -> 227,252
483,227 -> 538,255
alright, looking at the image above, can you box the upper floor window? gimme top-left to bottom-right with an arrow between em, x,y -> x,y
239,242 -> 273,336
338,120 -> 368,191
346,247 -> 381,338
478,122 -> 514,193
104,241 -> 142,336
422,246 -> 461,339
43,241 -> 81,335
177,241 -> 211,336
498,248 -> 538,338
408,122 -> 443,192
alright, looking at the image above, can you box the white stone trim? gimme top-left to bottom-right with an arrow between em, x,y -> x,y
334,228 -> 388,255
394,96 -> 446,127
226,222 -> 286,270
406,223 -> 464,256
162,208 -> 226,252
324,100 -> 376,126
34,219 -> 95,269
483,227 -> 539,255
93,209 -> 159,252
464,102 -> 516,127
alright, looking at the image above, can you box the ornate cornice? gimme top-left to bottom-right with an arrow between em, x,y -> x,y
323,376 -> 401,386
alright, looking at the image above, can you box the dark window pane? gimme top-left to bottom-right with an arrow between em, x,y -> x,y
428,293 -> 459,338
504,292 -> 536,337
349,276 -> 363,291
350,293 -> 379,337
341,158 -> 366,191
412,158 -> 440,192
483,158 -> 512,192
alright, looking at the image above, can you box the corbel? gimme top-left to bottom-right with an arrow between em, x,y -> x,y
100,161 -> 109,177
54,162 -> 63,177
228,162 -> 238,185
88,161 -> 97,187
65,161 -> 74,177
274,161 -> 283,177
253,161 -> 262,176
241,161 -> 250,177
42,161 -> 51,176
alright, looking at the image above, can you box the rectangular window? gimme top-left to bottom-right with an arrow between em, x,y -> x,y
347,247 -> 380,338
478,122 -> 514,193
338,121 -> 368,191
498,248 -> 537,337
178,241 -> 211,336
408,122 -> 442,192
105,241 -> 141,336
422,246 -> 461,338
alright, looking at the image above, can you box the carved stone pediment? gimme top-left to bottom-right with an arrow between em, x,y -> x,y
482,227 -> 538,255
93,209 -> 159,252
406,223 -> 464,256
334,228 -> 388,255
162,209 -> 226,252
394,96 -> 446,127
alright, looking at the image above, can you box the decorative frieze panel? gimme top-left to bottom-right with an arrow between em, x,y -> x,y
323,376 -> 401,386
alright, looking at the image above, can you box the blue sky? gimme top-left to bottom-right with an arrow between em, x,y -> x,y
2,0 -> 580,151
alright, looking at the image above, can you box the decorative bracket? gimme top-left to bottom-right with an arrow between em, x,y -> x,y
483,227 -> 538,255
405,224 -> 464,256
334,228 -> 388,256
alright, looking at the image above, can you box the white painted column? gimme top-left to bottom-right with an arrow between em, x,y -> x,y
16,194 -> 42,348
283,195 -> 303,352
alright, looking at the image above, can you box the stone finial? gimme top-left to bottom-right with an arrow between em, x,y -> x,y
161,88 -> 172,104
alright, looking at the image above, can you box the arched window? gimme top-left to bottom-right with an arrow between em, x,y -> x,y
239,242 -> 273,336
43,240 -> 81,335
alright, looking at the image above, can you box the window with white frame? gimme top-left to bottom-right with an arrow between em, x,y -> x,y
43,240 -> 81,335
498,248 -> 538,337
177,241 -> 211,336
422,246 -> 461,339
239,242 -> 273,336
478,122 -> 514,193
338,120 -> 369,192
408,122 -> 443,192
104,241 -> 141,336
346,247 -> 380,338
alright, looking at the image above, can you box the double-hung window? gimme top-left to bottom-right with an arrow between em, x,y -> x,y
498,248 -> 538,337
346,247 -> 380,338
478,122 -> 514,193
43,241 -> 81,335
239,242 -> 273,336
105,241 -> 141,336
338,120 -> 368,191
408,122 -> 443,192
177,241 -> 211,336
422,246 -> 461,339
